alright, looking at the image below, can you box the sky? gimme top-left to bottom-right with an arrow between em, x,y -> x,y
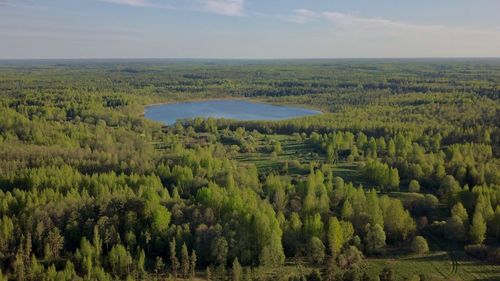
1,0 -> 500,59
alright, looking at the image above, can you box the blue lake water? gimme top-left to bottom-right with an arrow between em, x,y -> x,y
144,100 -> 321,125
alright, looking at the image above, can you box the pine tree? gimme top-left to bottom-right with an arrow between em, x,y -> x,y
137,249 -> 146,278
232,258 -> 243,281
190,250 -> 197,280
341,200 -> 353,220
327,217 -> 343,257
155,256 -> 165,277
388,168 -> 400,191
170,238 -> 179,278
451,202 -> 468,224
93,225 -> 102,266
470,211 -> 487,244
206,266 -> 212,281
493,206 -> 500,241
181,243 -> 190,278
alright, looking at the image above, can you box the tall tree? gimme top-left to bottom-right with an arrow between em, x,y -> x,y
170,238 -> 179,278
327,217 -> 343,257
470,211 -> 487,244
190,250 -> 197,280
365,224 -> 386,255
232,258 -> 243,281
451,202 -> 469,224
181,243 -> 190,279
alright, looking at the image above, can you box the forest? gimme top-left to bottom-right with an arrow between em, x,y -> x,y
0,59 -> 498,281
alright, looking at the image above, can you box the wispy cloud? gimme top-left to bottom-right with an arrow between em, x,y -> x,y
322,11 -> 442,32
99,0 -> 245,16
0,0 -> 37,7
101,0 -> 154,7
203,0 -> 244,16
316,11 -> 500,57
321,11 -> 500,38
290,9 -> 318,24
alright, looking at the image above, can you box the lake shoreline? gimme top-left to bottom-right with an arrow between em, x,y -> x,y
142,97 -> 325,118
142,98 -> 324,125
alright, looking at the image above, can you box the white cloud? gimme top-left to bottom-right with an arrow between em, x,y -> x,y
323,12 -> 392,26
99,0 -> 245,16
320,10 -> 500,39
0,0 -> 38,7
290,9 -> 317,24
202,0 -> 244,16
101,0 -> 155,7
316,11 -> 500,57
322,11 -> 447,32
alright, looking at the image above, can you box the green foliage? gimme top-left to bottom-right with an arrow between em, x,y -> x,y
232,258 -> 243,281
411,236 -> 429,254
181,243 -> 190,279
303,170 -> 330,214
107,244 -> 132,278
363,160 -> 400,191
380,196 -> 415,241
470,211 -> 487,244
409,180 -> 420,193
0,60 -> 498,280
309,237 -> 326,264
304,213 -> 324,240
327,217 -> 343,257
451,202 -> 469,224
365,224 -> 386,255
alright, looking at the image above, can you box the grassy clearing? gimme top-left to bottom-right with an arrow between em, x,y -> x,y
364,252 -> 500,281
331,162 -> 372,187
234,134 -> 317,175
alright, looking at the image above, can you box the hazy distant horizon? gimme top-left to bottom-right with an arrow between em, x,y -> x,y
3,56 -> 500,62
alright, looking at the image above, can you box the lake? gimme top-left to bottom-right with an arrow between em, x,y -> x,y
144,99 -> 321,125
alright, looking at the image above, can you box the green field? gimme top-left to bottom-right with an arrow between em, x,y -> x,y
364,252 -> 500,281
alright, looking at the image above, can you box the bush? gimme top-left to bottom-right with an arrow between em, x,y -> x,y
307,269 -> 322,281
380,267 -> 395,281
488,248 -> 500,265
309,237 -> 326,264
411,236 -> 429,254
409,180 -> 420,193
289,159 -> 302,170
464,244 -> 488,260
346,154 -> 355,163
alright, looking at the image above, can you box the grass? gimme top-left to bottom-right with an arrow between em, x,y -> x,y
331,162 -> 372,187
364,251 -> 500,281
234,134 -> 318,175
363,232 -> 500,281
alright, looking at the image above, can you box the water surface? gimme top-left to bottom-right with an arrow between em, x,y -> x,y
144,100 -> 321,125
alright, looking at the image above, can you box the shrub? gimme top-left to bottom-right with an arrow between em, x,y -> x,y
464,244 -> 488,260
307,269 -> 323,281
411,236 -> 429,254
309,237 -> 326,264
488,248 -> 500,265
409,180 -> 420,193
346,154 -> 355,163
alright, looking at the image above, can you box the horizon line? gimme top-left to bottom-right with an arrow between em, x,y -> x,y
1,56 -> 500,61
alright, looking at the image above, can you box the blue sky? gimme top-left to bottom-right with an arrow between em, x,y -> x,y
1,0 -> 500,59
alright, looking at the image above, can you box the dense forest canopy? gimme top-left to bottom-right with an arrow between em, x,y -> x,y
0,59 -> 498,281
